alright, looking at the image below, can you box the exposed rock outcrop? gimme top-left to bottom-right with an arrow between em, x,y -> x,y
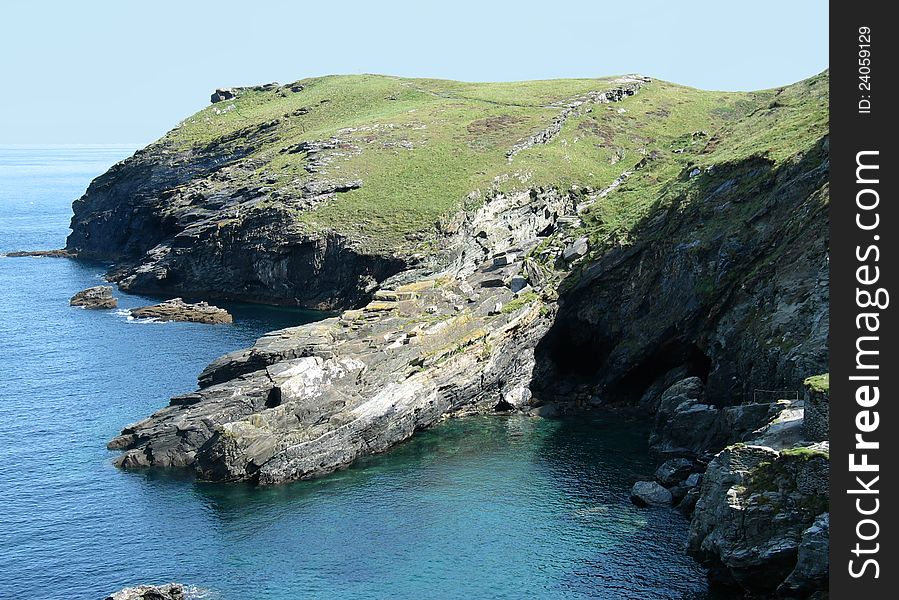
109,252 -> 553,483
70,285 -> 117,309
649,377 -> 788,459
688,443 -> 829,597
5,248 -> 77,258
130,298 -> 232,324
802,374 -> 829,442
105,583 -> 184,600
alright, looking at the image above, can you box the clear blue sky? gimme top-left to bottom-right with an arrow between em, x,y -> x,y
1,0 -> 828,145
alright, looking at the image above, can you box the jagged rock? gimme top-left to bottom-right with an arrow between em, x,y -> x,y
688,443 -> 829,596
637,365 -> 691,413
779,513 -> 829,596
109,263 -> 552,484
649,378 -> 787,458
654,458 -> 695,486
752,399 -> 806,449
70,285 -> 117,309
630,481 -> 672,506
105,583 -> 184,600
211,88 -> 235,103
561,237 -> 588,261
130,298 -> 232,324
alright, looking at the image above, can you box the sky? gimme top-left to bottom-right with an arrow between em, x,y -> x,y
0,1 -> 828,145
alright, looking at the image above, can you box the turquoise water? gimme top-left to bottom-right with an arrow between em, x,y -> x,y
0,148 -> 715,599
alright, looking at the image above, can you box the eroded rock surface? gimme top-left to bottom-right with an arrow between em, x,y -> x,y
130,298 -> 232,324
70,285 -> 117,309
110,252 -> 553,484
688,443 -> 829,596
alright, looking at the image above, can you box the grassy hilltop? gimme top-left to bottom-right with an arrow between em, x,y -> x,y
162,72 -> 828,253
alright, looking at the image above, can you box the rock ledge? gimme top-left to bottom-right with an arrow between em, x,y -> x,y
130,298 -> 232,324
70,285 -> 118,309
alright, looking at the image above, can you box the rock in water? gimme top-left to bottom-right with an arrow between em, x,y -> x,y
70,285 -> 117,309
105,583 -> 184,600
6,248 -> 77,258
654,458 -> 695,486
630,481 -> 673,506
130,298 -> 232,324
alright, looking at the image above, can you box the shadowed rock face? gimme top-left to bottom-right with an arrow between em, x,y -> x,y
65,140 -> 408,310
531,140 -> 829,410
687,444 -> 829,596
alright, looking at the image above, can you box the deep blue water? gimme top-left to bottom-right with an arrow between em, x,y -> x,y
0,147 -> 715,599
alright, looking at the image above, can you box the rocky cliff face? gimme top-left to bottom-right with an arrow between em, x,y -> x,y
531,141 -> 828,409
75,72 -> 828,595
688,443 -> 829,597
66,139 -> 407,309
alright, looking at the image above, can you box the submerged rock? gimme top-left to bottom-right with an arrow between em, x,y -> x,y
130,298 -> 232,324
70,285 -> 117,309
105,583 -> 184,600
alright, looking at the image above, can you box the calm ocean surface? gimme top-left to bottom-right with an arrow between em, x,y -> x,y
0,147 -> 715,599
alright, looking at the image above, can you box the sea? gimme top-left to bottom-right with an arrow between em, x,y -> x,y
0,146 -> 717,599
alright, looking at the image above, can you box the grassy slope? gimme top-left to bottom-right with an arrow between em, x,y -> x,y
161,72 -> 828,253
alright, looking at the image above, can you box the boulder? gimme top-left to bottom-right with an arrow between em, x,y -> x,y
630,480 -> 673,506
654,457 -> 695,486
561,236 -> 588,261
70,285 -> 117,309
105,583 -> 184,600
508,275 -> 528,293
130,298 -> 232,324
210,88 -> 235,103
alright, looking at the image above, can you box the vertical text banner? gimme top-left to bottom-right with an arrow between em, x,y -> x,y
830,0 -> 897,596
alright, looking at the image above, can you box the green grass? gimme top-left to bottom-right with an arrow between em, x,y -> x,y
156,72 -> 828,254
804,373 -> 830,393
502,291 -> 539,313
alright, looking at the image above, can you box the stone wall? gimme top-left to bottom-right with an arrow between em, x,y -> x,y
803,375 -> 829,442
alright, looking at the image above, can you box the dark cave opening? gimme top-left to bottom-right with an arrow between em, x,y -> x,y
533,314 -> 713,406
494,398 -> 514,412
265,386 -> 282,408
607,341 -> 712,402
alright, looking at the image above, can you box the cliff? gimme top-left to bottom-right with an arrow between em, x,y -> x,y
72,71 -> 828,597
